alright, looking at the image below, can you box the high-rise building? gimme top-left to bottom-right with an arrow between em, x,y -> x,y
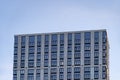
13,29 -> 109,80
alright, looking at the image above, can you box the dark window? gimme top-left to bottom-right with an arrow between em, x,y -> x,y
94,32 -> 99,43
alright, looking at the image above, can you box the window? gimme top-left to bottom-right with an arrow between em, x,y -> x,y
28,69 -> 34,80
94,32 -> 99,43
37,54 -> 41,60
68,33 -> 72,44
21,36 -> 26,42
74,45 -> 81,51
44,47 -> 49,53
37,35 -> 41,46
14,62 -> 17,68
28,53 -> 34,60
102,58 -> 106,65
74,67 -> 80,73
59,68 -> 64,73
60,53 -> 64,59
44,68 -> 48,74
85,32 -> 91,39
74,73 -> 80,79
67,67 -> 72,73
84,32 -> 91,43
60,34 -> 64,44
21,60 -> 25,68
51,53 -> 57,59
84,58 -> 90,65
68,45 -> 72,51
94,71 -> 99,79
102,31 -> 107,42
21,47 -> 25,53
36,60 -> 41,67
51,68 -> 57,80
84,44 -> 91,50
84,51 -> 90,58
84,67 -> 90,79
94,44 -> 99,50
37,47 -> 41,52
74,33 -> 81,44
51,46 -> 57,52
67,73 -> 71,79
94,58 -> 99,65
14,36 -> 18,47
29,36 -> 35,42
44,53 -> 49,59
36,74 -> 40,80
29,47 -> 34,53
74,58 -> 80,66
14,48 -> 18,54
20,70 -> 25,80
28,60 -> 34,68
44,60 -> 48,67
51,34 -> 57,45
29,36 -> 35,46
67,58 -> 72,66
60,45 -> 64,51
21,36 -> 26,46
74,67 -> 80,79
67,52 -> 72,58
94,51 -> 99,58
13,74 -> 17,80
44,74 -> 48,80
67,68 -> 72,79
51,60 -> 57,67
74,52 -> 80,58
14,55 -> 18,61
45,35 -> 49,45
59,68 -> 64,80
102,68 -> 107,79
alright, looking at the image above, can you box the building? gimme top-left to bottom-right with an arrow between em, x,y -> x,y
13,29 -> 109,80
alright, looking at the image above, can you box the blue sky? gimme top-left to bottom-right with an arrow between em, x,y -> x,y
0,0 -> 120,80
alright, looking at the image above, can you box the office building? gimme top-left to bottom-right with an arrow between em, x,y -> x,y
13,29 -> 109,80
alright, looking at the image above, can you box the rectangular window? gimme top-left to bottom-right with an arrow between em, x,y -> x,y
28,53 -> 34,60
29,47 -> 34,53
45,35 -> 49,45
14,36 -> 18,47
84,67 -> 90,79
51,53 -> 57,59
74,52 -> 80,58
28,69 -> 34,80
94,58 -> 99,65
51,34 -> 57,45
67,58 -> 72,66
28,60 -> 34,68
74,58 -> 80,66
94,32 -> 99,43
37,35 -> 41,46
60,34 -> 64,44
29,36 -> 35,46
20,70 -> 25,80
21,36 -> 26,47
84,32 -> 91,43
68,33 -> 72,44
94,51 -> 99,58
84,44 -> 91,50
84,58 -> 91,65
51,60 -> 57,67
74,33 -> 81,44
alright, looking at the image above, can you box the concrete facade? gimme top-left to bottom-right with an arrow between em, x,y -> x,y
13,29 -> 109,80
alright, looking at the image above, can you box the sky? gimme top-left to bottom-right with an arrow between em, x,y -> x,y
0,0 -> 120,80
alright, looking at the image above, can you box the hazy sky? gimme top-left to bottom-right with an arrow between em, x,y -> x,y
0,0 -> 120,80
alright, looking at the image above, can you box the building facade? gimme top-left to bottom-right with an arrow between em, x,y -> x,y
13,29 -> 109,80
